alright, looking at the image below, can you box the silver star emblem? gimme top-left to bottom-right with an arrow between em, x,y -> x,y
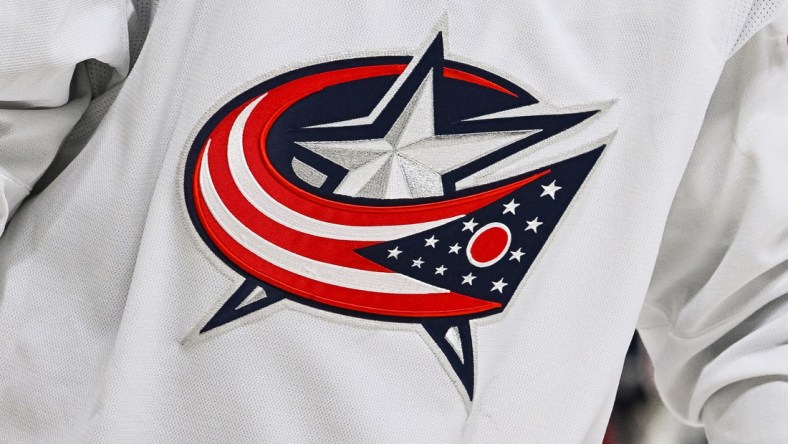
295,72 -> 536,200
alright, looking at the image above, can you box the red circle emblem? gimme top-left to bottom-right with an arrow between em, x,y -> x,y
466,223 -> 512,268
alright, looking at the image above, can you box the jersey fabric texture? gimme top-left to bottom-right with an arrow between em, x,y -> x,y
1,1 -> 787,442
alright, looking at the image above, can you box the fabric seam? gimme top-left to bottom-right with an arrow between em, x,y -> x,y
0,168 -> 32,192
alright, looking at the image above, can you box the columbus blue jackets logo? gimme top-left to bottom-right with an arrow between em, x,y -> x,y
184,29 -> 609,401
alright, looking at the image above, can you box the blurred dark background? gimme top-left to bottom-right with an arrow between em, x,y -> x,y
604,334 -> 708,444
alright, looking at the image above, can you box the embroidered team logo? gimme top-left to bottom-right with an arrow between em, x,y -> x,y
184,29 -> 609,401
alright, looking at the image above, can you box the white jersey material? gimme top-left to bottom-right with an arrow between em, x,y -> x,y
1,1 -> 787,442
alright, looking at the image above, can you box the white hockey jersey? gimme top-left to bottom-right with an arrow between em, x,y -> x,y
1,1 -> 787,442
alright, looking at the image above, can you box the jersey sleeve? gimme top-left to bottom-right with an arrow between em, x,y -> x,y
638,8 -> 788,443
0,0 -> 132,236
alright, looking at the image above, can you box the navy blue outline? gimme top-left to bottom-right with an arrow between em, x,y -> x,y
200,279 -> 284,334
184,34 -> 606,400
423,319 -> 475,399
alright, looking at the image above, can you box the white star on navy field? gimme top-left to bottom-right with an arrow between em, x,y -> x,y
425,235 -> 439,248
491,278 -> 508,293
462,218 -> 478,232
509,248 -> 525,262
502,199 -> 520,215
525,217 -> 543,233
387,246 -> 402,259
541,180 -> 562,199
